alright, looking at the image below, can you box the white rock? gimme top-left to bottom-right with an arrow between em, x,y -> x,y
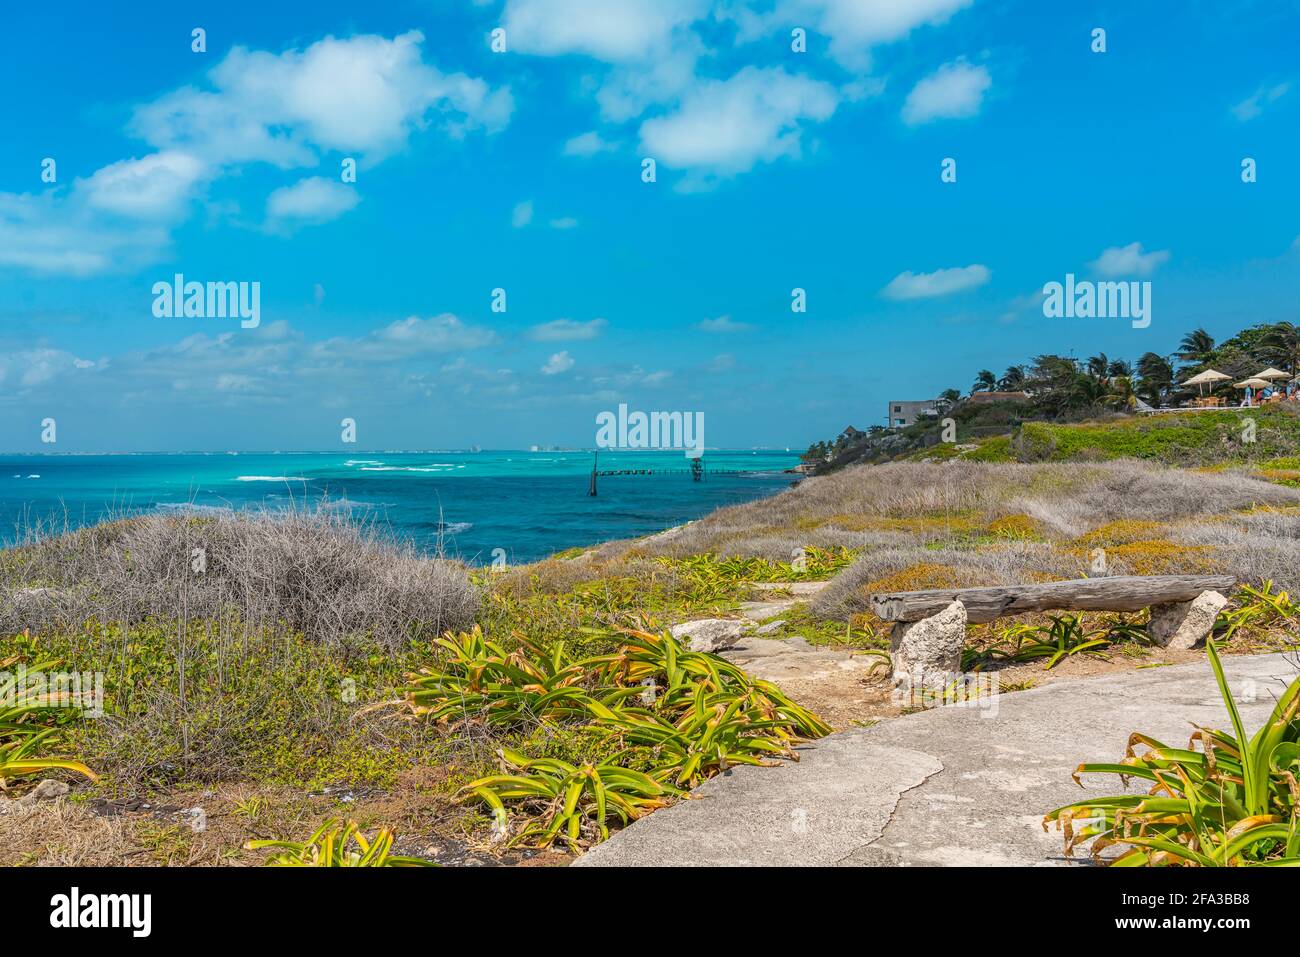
890,600 -> 968,688
670,618 -> 749,653
16,779 -> 70,805
1148,590 -> 1228,650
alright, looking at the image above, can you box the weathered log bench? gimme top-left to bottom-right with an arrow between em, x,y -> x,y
869,574 -> 1237,687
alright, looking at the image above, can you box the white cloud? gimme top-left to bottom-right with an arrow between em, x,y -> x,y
723,0 -> 975,69
216,373 -> 256,392
541,350 -> 575,375
0,191 -> 172,276
1089,242 -> 1170,277
503,0 -> 707,122
528,318 -> 607,341
640,67 -> 838,181
78,151 -> 208,219
1232,82 -> 1289,122
313,314 -> 498,361
902,60 -> 990,125
131,31 -> 513,167
503,0 -> 707,62
266,177 -> 360,227
696,315 -> 753,333
512,199 -> 534,228
1,32 -> 510,279
882,264 -> 990,300
0,348 -> 98,388
549,216 -> 579,229
563,130 -> 621,156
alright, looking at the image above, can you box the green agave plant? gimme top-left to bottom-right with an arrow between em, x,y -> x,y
461,750 -> 677,851
0,658 -> 98,786
246,818 -> 435,867
1215,581 -> 1297,643
427,626 -> 832,849
402,626 -> 637,728
1045,640 -> 1300,866
997,615 -> 1151,670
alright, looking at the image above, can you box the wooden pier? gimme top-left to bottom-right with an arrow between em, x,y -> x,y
586,453 -> 788,495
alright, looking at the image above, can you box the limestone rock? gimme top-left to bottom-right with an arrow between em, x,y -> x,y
890,600 -> 967,688
1148,590 -> 1228,650
17,779 -> 70,806
670,618 -> 748,653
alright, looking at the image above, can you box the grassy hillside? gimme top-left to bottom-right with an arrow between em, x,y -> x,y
905,407 -> 1300,478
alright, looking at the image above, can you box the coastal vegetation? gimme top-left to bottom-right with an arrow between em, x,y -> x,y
2,453 -> 1298,865
806,321 -> 1300,474
1045,641 -> 1300,866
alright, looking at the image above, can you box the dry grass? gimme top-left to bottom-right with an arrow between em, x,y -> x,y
628,461 -> 1299,558
595,461 -> 1300,622
1,509 -> 480,648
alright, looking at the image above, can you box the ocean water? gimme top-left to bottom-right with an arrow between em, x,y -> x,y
0,450 -> 800,564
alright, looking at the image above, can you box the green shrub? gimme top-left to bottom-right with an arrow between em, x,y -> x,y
1045,641 -> 1300,866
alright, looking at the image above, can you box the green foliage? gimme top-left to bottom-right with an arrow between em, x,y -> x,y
1045,641 -> 1300,866
1215,582 -> 1298,643
994,615 -> 1153,670
0,622 -> 439,792
657,546 -> 858,595
247,818 -> 435,867
0,654 -> 98,785
413,626 -> 832,850
1006,409 -> 1300,466
463,750 -> 677,850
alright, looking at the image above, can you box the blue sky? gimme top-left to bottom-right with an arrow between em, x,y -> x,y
1,0 -> 1298,452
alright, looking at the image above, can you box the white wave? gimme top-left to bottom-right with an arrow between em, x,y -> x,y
358,465 -> 455,473
235,475 -> 309,482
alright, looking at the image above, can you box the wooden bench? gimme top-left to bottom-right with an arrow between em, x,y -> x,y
869,574 -> 1236,686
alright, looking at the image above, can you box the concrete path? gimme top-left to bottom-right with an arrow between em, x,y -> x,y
575,652 -> 1296,867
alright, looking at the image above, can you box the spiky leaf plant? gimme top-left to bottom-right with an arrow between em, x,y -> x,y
1045,641 -> 1300,866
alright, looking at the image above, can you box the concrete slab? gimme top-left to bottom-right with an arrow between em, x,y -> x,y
574,739 -> 942,867
576,653 -> 1297,867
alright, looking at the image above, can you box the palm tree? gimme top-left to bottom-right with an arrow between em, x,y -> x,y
1107,359 -> 1133,379
1263,321 -> 1300,377
998,365 -> 1026,390
1069,372 -> 1109,409
1106,373 -> 1136,410
1136,351 -> 1174,405
1086,353 -> 1110,380
1177,328 -> 1216,364
972,370 -> 997,393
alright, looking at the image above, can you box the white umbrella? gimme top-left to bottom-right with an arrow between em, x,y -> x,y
1184,368 -> 1230,397
1254,367 -> 1290,381
1235,378 -> 1270,389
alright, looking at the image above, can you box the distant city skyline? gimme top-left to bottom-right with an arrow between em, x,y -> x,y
2,1 -> 1298,452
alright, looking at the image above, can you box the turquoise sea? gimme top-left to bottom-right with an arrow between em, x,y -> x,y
0,450 -> 800,564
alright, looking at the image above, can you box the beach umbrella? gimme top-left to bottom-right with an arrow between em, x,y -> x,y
1184,368 -> 1230,396
1254,367 -> 1290,381
1234,377 -> 1271,407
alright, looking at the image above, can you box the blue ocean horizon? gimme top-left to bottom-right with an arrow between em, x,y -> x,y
0,450 -> 800,564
